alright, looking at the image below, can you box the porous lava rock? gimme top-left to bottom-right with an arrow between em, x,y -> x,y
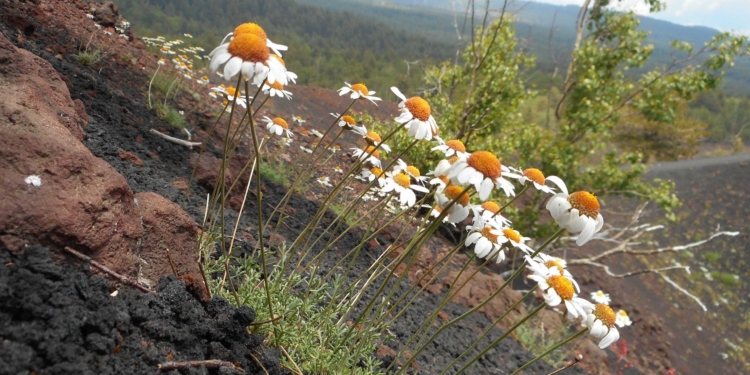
0,245 -> 285,375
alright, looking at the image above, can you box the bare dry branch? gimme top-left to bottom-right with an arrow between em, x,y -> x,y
157,360 -> 242,372
149,128 -> 202,148
62,246 -> 157,296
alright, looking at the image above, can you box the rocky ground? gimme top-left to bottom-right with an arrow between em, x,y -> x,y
4,1 -> 742,375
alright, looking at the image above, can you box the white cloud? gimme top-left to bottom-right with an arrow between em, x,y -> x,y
531,0 -> 750,33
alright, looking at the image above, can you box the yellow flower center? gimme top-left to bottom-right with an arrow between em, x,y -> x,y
341,115 -> 356,126
523,168 -> 545,185
370,167 -> 384,178
350,83 -> 369,96
202,75 -> 209,80
365,131 -> 382,144
270,54 -> 285,66
481,201 -> 500,214
567,191 -> 600,219
547,275 -> 574,301
225,87 -> 238,98
393,173 -> 412,189
272,118 -> 288,129
467,151 -> 502,180
618,310 -> 628,317
404,97 -> 431,122
446,139 -> 466,153
268,80 -> 284,90
448,156 -> 460,164
443,185 -> 470,207
406,165 -> 420,178
594,304 -> 616,328
481,227 -> 499,242
439,175 -> 449,184
503,228 -> 521,243
233,23 -> 267,41
227,33 -> 269,63
544,260 -> 565,276
363,146 -> 380,159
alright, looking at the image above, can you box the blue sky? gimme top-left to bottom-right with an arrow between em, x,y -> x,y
535,0 -> 750,35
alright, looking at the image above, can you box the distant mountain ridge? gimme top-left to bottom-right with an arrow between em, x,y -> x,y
297,0 -> 750,96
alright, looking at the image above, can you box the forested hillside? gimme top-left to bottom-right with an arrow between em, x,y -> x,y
298,0 -> 750,96
116,0 -> 456,91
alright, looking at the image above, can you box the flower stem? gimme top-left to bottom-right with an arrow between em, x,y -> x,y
509,328 -> 588,375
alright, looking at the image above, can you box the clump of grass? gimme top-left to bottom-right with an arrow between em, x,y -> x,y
702,251 -> 722,263
711,271 -> 741,287
153,102 -> 186,129
76,49 -> 102,66
259,157 -> 295,187
513,314 -> 571,369
203,242 -> 387,374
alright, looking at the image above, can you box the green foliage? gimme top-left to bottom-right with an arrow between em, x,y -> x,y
259,156 -> 295,187
153,101 -> 186,129
117,0 -> 454,92
702,251 -> 722,263
614,103 -> 707,161
411,0 -> 748,237
711,271 -> 742,287
689,93 -> 750,142
513,314 -> 571,368
203,243 -> 386,374
76,49 -> 102,66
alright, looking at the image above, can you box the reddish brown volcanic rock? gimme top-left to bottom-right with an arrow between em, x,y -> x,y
0,33 -> 199,285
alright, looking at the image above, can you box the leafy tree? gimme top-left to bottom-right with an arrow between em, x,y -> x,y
412,0 -> 748,236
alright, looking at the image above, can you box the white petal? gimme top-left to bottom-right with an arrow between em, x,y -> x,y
210,51 -> 231,71
223,56 -> 243,80
390,86 -> 407,102
479,178 -> 494,201
576,218 -> 597,246
546,175 -> 568,196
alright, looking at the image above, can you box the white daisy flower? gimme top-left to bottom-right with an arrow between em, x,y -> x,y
465,218 -> 509,263
403,164 -> 427,185
317,177 -> 333,187
333,166 -> 344,174
583,304 -> 621,349
505,167 -> 563,195
615,310 -> 632,328
311,129 -> 324,138
157,59 -> 166,67
300,146 -> 313,154
279,137 -> 293,147
500,227 -> 533,254
435,185 -> 472,223
352,128 -> 392,154
525,254 -> 579,294
209,23 -> 287,85
470,201 -> 512,228
262,80 -> 292,100
351,146 -> 381,168
214,22 -> 287,58
545,179 -> 605,246
184,33 -> 193,38
527,272 -> 592,320
262,116 -> 293,138
380,171 -> 429,207
210,86 -> 247,111
447,151 -> 515,201
391,86 -> 438,141
330,113 -> 355,129
360,167 -> 387,187
338,82 -> 381,105
293,115 -> 306,125
432,137 -> 469,159
590,290 -> 611,305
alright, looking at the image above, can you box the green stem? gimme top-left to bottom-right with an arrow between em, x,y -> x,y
509,328 -> 588,375
454,303 -> 548,375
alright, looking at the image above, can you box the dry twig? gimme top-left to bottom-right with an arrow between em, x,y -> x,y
157,360 -> 242,372
149,128 -> 202,147
62,246 -> 157,295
